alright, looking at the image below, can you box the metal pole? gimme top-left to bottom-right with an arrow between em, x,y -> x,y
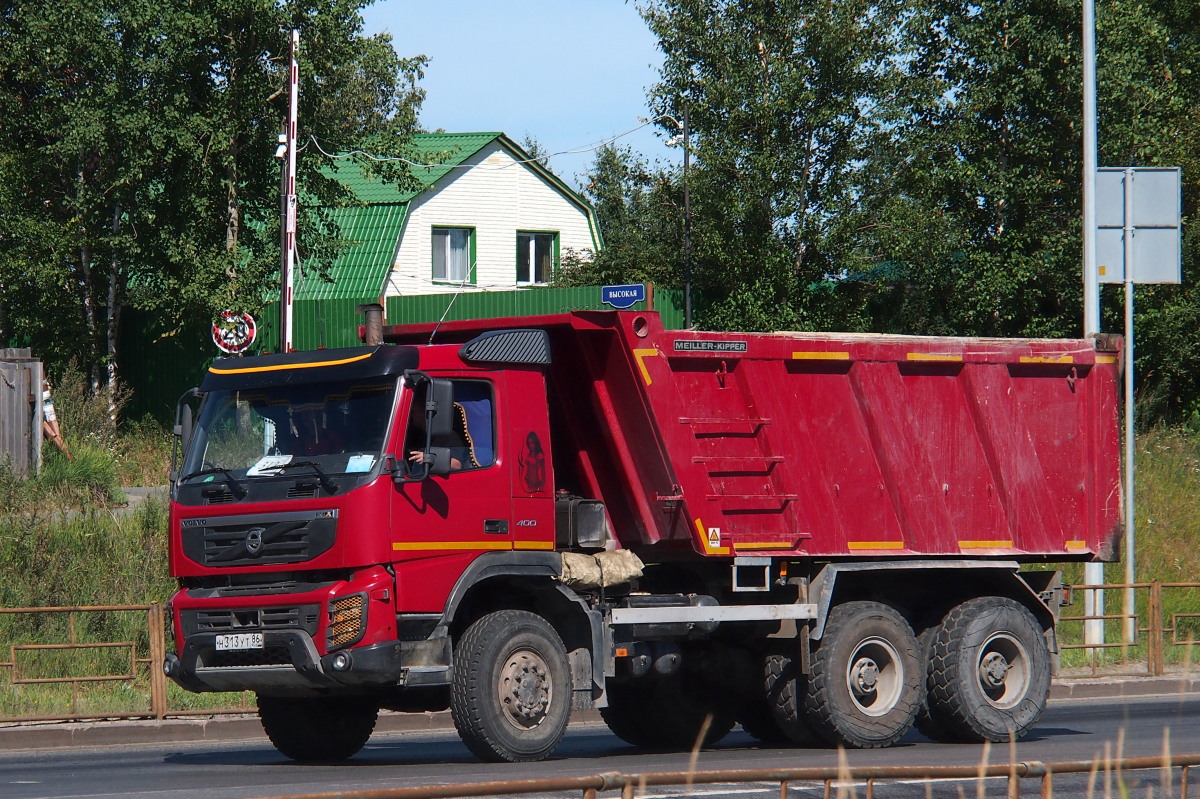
280,28 -> 299,353
682,105 -> 693,329
1123,169 -> 1137,646
1081,0 -> 1105,651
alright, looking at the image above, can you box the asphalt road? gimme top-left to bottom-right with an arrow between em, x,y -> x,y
2,694 -> 1199,799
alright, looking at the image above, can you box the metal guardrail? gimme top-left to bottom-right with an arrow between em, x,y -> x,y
0,604 -> 169,722
1060,581 -> 1200,676
0,580 -> 1197,724
253,754 -> 1200,798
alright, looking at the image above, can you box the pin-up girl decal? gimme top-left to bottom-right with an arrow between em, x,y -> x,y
518,431 -> 546,493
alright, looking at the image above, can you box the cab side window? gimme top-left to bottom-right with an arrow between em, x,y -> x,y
451,380 -> 495,469
403,379 -> 495,472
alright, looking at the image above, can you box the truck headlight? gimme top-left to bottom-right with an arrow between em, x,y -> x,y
327,594 -> 366,650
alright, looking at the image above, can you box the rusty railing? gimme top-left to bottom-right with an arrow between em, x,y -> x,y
0,580 -> 1198,724
244,754 -> 1200,799
1060,580 -> 1200,676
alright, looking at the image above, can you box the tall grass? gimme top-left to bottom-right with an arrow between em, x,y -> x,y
0,370 -> 225,719
1053,426 -> 1200,670
6,421 -> 1200,716
47,366 -> 172,491
0,497 -> 172,610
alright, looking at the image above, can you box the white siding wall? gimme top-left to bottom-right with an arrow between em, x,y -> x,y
385,141 -> 595,297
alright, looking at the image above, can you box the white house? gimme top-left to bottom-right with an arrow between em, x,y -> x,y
303,132 -> 600,302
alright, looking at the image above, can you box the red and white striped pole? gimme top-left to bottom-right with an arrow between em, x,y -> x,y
280,28 -> 299,353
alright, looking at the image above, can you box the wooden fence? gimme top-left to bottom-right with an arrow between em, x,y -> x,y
0,350 -> 42,477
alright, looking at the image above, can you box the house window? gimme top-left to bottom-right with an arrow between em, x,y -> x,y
516,232 -> 557,284
433,227 -> 473,283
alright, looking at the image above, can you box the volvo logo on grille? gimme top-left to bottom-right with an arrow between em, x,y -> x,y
245,527 -> 266,555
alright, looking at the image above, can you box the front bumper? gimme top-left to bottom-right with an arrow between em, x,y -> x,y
164,631 -> 408,692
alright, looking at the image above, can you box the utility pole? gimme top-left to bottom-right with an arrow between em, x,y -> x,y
682,105 -> 693,329
1081,0 -> 1105,653
278,28 -> 300,353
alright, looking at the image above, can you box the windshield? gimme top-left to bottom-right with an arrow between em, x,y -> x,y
180,378 -> 396,483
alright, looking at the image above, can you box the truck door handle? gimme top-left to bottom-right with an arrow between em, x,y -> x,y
484,519 -> 508,535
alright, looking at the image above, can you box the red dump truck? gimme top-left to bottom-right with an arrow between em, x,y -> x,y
164,308 -> 1122,762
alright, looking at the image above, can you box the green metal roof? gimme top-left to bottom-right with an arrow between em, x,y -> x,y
304,132 -> 600,300
322,132 -> 506,205
297,202 -> 408,300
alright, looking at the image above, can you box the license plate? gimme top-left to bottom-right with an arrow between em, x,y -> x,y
215,633 -> 264,651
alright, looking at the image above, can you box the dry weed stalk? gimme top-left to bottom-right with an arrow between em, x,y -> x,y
836,745 -> 857,799
977,739 -> 992,799
684,713 -> 713,793
1161,727 -> 1174,798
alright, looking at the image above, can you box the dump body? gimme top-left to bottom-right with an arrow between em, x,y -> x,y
381,310 -> 1122,562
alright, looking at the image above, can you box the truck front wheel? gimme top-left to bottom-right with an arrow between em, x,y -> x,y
257,695 -> 378,761
804,601 -> 920,748
451,609 -> 571,762
925,597 -> 1050,742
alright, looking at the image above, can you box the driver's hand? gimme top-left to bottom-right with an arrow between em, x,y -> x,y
408,450 -> 426,464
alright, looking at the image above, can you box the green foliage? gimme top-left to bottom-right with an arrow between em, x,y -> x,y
0,1 -> 426,389
50,366 -> 128,452
114,415 -> 172,487
0,496 -> 171,608
561,0 -> 1200,422
640,0 -> 903,332
29,365 -> 169,502
557,145 -> 685,289
38,447 -> 124,507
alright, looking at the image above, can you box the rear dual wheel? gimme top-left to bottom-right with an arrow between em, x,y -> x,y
923,597 -> 1050,742
601,673 -> 735,750
803,601 -> 921,749
761,652 -> 820,746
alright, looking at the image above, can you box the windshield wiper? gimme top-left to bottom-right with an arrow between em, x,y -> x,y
180,467 -> 247,498
273,461 -> 339,494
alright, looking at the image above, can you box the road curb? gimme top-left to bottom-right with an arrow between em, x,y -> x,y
0,680 -> 1191,753
1049,674 -> 1200,700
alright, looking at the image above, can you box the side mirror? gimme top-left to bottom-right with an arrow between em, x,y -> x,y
427,378 -> 454,438
388,446 -> 452,485
423,446 -> 453,476
178,404 -> 193,453
169,388 -> 199,484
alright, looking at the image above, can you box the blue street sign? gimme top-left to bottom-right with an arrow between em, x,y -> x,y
601,284 -> 646,309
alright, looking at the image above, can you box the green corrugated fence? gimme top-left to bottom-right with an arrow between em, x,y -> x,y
253,285 -> 684,352
120,286 -> 684,423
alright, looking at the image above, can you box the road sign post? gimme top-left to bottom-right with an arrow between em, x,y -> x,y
1096,166 -> 1182,647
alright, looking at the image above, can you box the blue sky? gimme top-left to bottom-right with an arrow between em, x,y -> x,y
360,0 -> 674,189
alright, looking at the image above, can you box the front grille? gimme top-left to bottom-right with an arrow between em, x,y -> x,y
206,581 -> 303,597
180,510 -> 337,567
181,604 -> 320,637
182,572 -> 348,599
209,646 -> 292,668
287,485 -> 318,500
327,594 -> 366,649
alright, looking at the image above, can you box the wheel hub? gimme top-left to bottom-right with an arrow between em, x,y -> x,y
851,657 -> 881,697
500,649 -> 551,729
977,632 -> 1030,709
979,651 -> 1010,687
844,636 -> 904,717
